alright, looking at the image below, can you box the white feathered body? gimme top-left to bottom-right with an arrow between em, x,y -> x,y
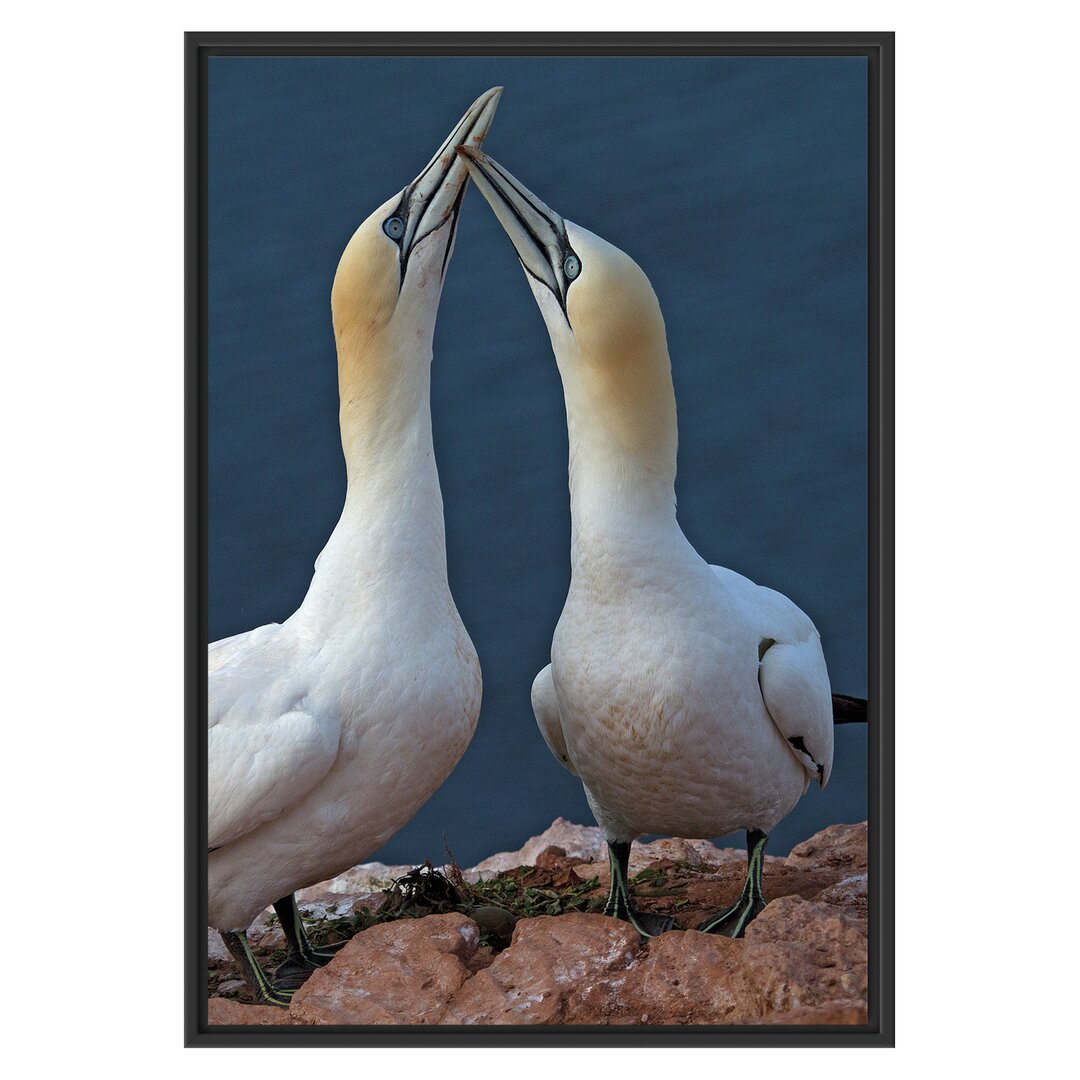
208,416 -> 481,932
536,523 -> 832,843
205,87 -> 502,939
518,222 -> 835,848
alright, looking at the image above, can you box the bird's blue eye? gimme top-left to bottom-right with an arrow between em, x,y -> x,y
563,254 -> 581,280
383,216 -> 405,241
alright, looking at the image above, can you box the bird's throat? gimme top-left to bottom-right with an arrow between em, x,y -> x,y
308,337 -> 450,599
337,335 -> 437,492
562,359 -> 680,556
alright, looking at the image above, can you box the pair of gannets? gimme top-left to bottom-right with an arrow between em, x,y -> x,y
209,87 -> 847,1004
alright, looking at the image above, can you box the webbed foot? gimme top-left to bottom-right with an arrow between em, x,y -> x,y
631,910 -> 677,937
696,828 -> 768,938
602,839 -> 677,939
271,956 -> 320,991
695,893 -> 766,937
253,984 -> 295,1007
220,928 -> 295,1009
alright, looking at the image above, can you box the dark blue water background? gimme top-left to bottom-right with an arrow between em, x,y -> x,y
208,55 -> 868,864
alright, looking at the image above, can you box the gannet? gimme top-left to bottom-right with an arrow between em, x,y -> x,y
207,87 -> 502,1005
459,146 -> 835,938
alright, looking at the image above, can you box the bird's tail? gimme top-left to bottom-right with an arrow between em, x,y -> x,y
832,693 -> 868,724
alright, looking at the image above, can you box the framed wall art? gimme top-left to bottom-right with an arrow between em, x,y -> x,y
186,30 -> 894,1046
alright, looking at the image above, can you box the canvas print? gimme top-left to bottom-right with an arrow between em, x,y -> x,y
202,50 -> 875,1032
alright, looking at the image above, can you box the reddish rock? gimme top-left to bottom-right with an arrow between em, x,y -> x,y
246,909 -> 286,951
296,861 -> 413,909
207,818 -> 870,1027
470,817 -> 605,875
207,997 -> 292,1026
634,836 -> 729,867
786,823 -> 868,874
547,898 -> 867,1025
442,913 -> 641,1025
753,1001 -> 868,1025
534,844 -> 586,869
814,873 -> 869,919
571,930 -> 758,1025
575,837 -> 737,882
742,896 -> 868,1013
289,913 -> 480,1025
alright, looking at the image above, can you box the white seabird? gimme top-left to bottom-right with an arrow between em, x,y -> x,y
459,145 -> 835,938
207,87 -> 502,1004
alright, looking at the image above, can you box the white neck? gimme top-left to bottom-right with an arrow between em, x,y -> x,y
555,341 -> 682,576
296,336 -> 450,623
566,409 -> 677,550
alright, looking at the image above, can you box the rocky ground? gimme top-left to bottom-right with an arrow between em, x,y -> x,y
208,819 -> 868,1027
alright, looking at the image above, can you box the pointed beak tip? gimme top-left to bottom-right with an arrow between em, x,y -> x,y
475,86 -> 503,118
465,89 -> 501,146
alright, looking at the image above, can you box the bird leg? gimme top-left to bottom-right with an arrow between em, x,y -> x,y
696,829 -> 768,937
270,893 -> 347,990
219,928 -> 294,1008
602,840 -> 676,938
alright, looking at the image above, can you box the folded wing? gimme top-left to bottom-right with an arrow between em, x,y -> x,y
208,708 -> 341,850
757,636 -> 835,789
531,664 -> 578,776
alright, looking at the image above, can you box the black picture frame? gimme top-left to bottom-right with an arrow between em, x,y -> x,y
185,30 -> 894,1047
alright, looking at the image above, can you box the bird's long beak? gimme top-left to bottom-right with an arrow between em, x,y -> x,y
397,87 -> 503,266
456,146 -> 578,314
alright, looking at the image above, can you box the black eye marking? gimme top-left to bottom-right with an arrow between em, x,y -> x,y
482,181 -> 579,324
386,189 -> 413,289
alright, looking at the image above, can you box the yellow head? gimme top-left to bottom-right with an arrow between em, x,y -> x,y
458,148 -> 677,485
331,88 -> 502,418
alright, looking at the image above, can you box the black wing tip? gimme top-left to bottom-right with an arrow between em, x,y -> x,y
832,693 -> 868,724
